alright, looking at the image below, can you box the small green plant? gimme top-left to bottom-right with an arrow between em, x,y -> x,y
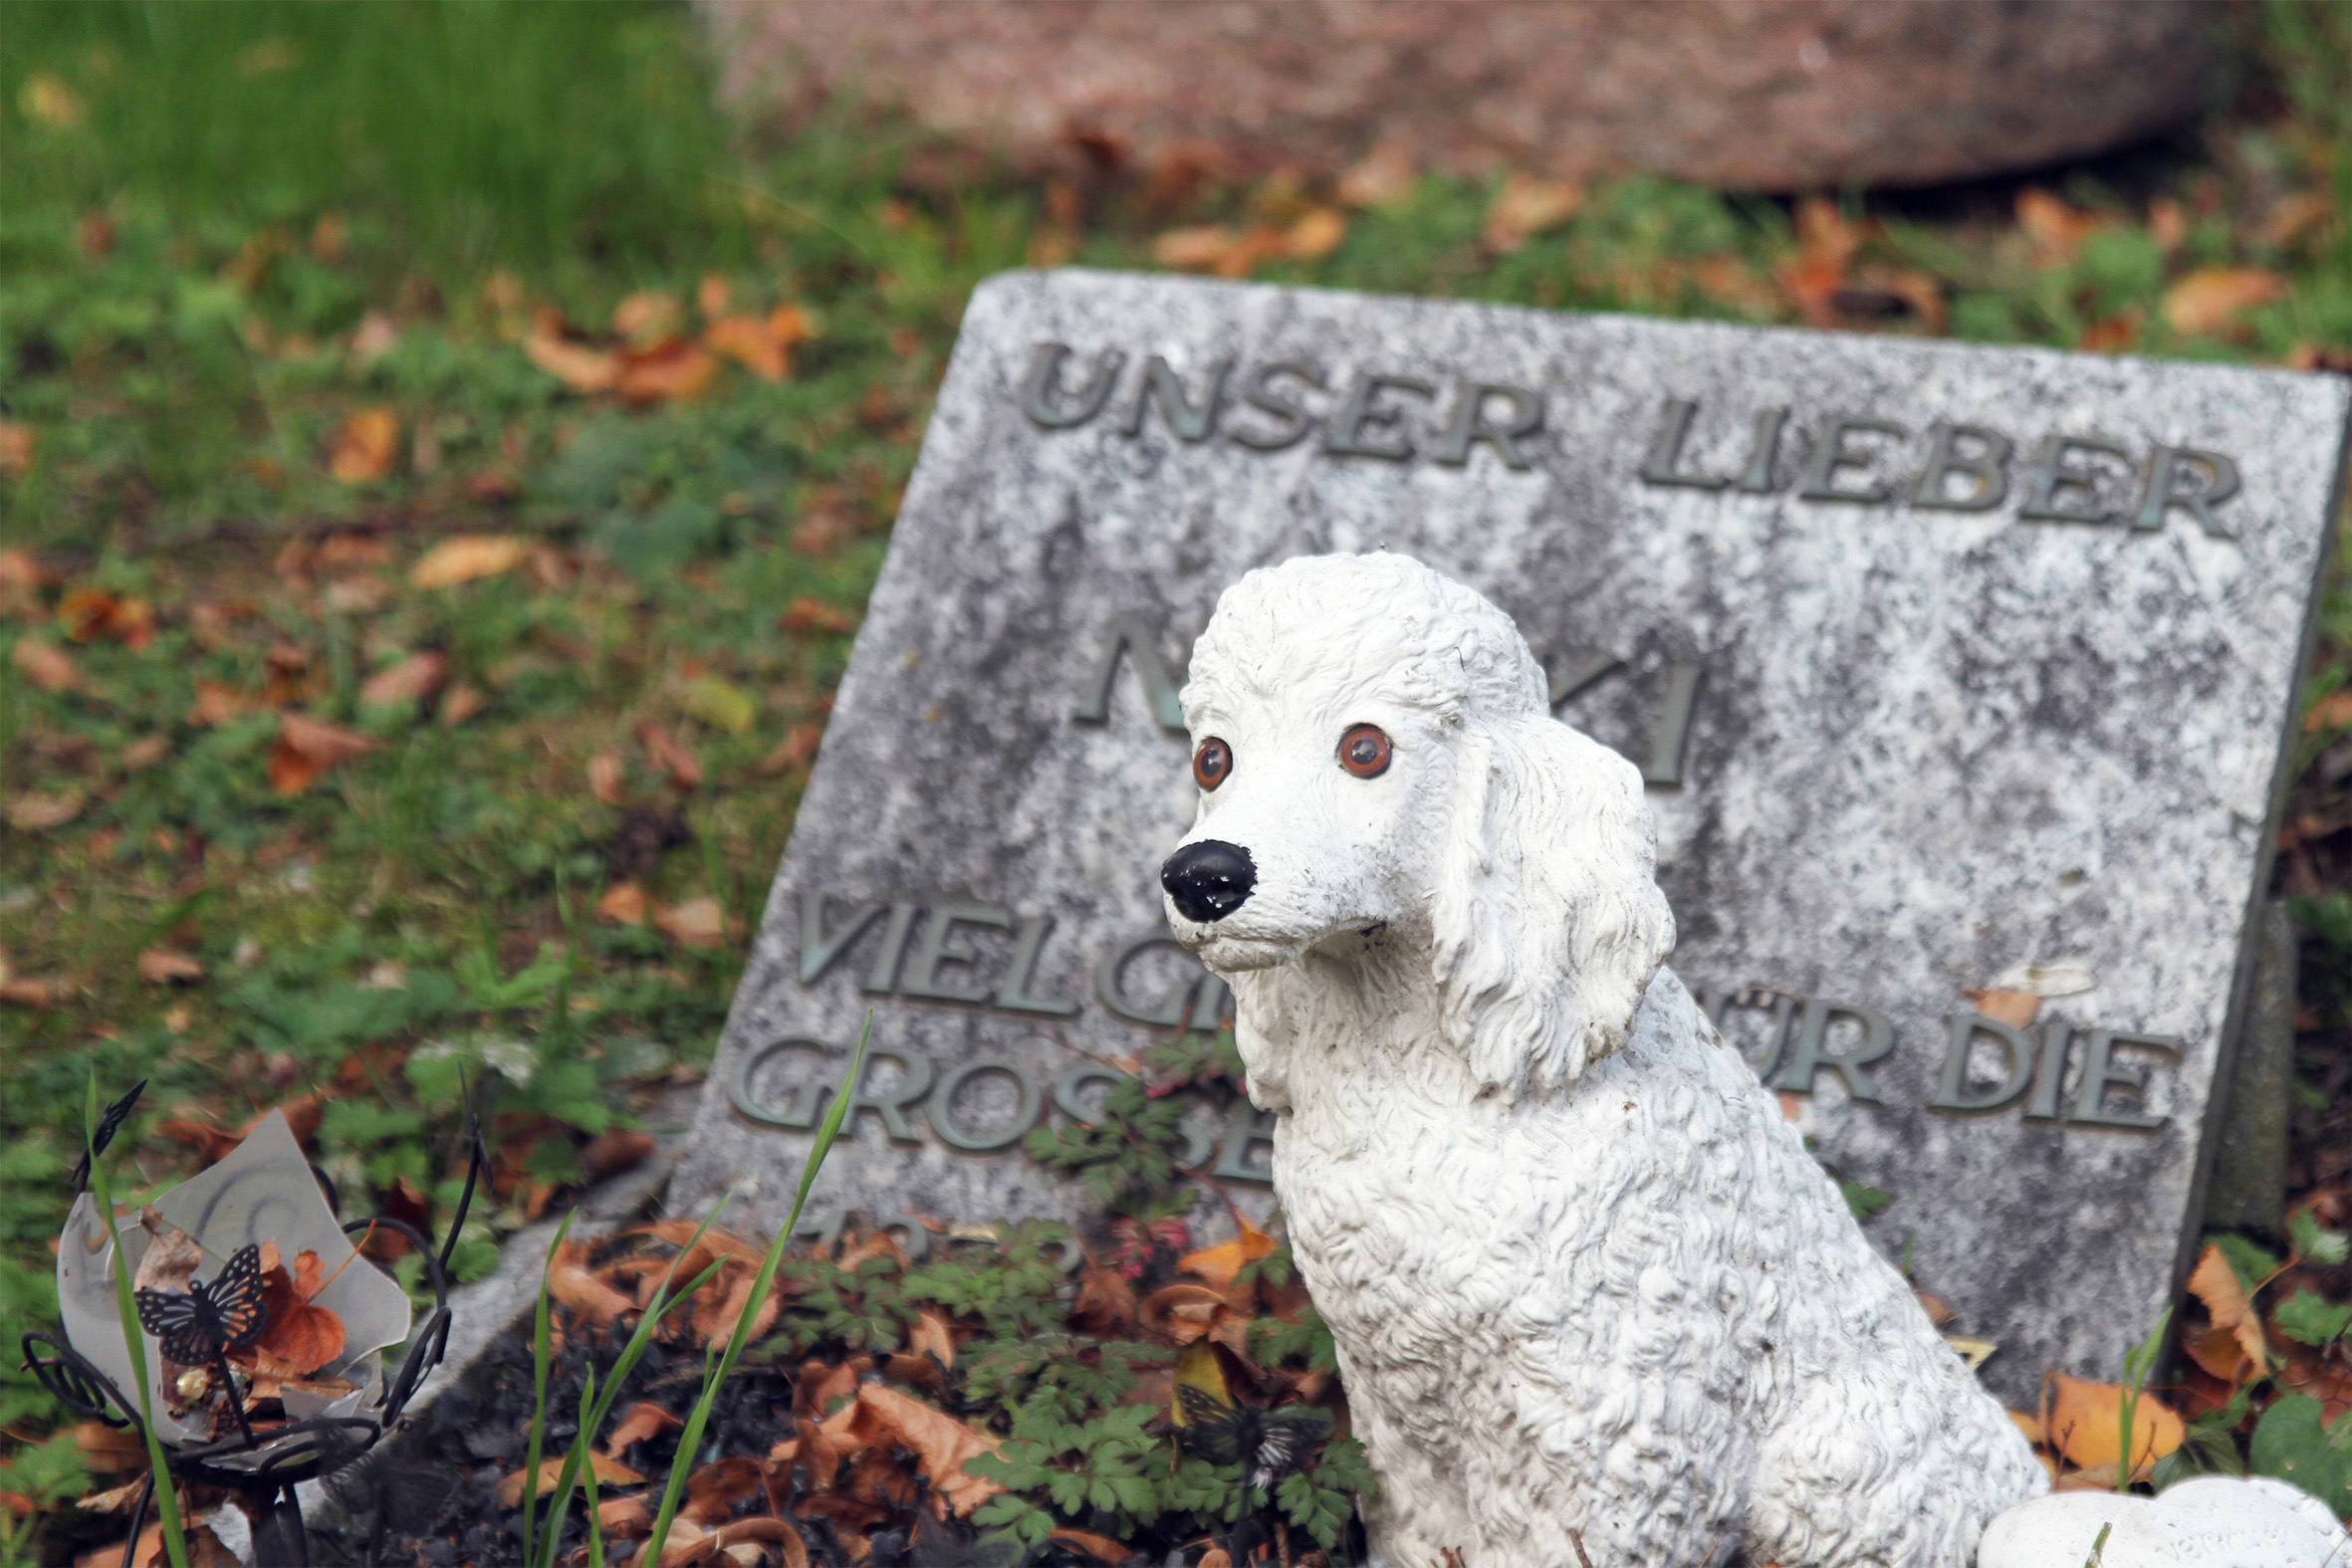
80,1073 -> 192,1568
516,1208 -> 574,1564
639,1013 -> 873,1565
2116,1306 -> 2172,1493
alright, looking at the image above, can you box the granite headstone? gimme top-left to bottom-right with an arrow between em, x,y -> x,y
675,268 -> 2349,1404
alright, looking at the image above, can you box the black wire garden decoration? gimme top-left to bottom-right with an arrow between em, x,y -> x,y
22,1078 -> 492,1567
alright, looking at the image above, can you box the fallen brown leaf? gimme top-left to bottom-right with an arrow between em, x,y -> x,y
1962,989 -> 2040,1028
410,534 -> 528,589
1180,1216 -> 1278,1296
597,881 -> 649,926
551,1238 -> 638,1330
1335,141 -> 1416,207
6,790 -> 85,831
349,311 -> 399,367
0,418 -> 36,478
604,1400 -> 683,1459
329,407 -> 400,485
908,1308 -> 957,1370
1284,207 -> 1347,261
2046,1372 -> 2183,1473
0,977 -> 68,1008
654,896 -> 727,951
188,681 -> 246,726
1484,172 -> 1582,253
11,636 -> 82,693
245,1247 -> 346,1377
598,1493 -> 655,1540
134,1230 -> 204,1297
2187,1243 -> 2267,1381
2309,690 -> 2352,735
268,713 -> 374,796
493,1451 -> 645,1508
526,326 -> 619,393
2162,267 -> 2289,337
636,723 -> 704,788
851,1384 -> 1005,1517
1153,224 -> 1242,272
358,650 -> 447,709
438,681 -> 488,726
618,341 -> 719,405
2016,187 -> 2101,268
587,1128 -> 656,1180
780,596 -> 855,636
588,749 -> 627,804
137,948 -> 205,986
683,1455 -> 766,1524
1051,1528 -> 1136,1564
613,291 -> 684,346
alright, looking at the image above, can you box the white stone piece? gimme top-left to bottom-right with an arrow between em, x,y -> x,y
1164,553 -> 2047,1567
1979,1475 -> 2350,1568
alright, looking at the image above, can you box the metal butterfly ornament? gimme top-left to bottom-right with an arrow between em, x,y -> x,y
69,1077 -> 147,1194
135,1241 -> 272,1364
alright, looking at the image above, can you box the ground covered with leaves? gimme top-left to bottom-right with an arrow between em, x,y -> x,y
3,2 -> 2351,1564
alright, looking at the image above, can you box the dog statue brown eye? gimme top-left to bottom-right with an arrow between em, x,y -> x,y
1193,738 -> 1233,790
1337,723 -> 1391,779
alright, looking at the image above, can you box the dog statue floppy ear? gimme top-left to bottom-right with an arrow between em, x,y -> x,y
1430,710 -> 1676,1100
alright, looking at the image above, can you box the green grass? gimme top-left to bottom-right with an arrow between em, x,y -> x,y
2,0 -> 2349,1554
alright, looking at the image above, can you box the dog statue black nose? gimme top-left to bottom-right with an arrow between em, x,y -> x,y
1161,840 -> 1256,924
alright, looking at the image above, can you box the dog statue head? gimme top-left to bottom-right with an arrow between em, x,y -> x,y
1160,553 -> 1675,1104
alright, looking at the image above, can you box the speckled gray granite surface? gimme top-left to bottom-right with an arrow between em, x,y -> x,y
676,269 -> 2349,1405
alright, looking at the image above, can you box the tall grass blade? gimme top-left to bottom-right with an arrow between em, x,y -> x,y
640,1011 -> 874,1564
83,1071 -> 192,1568
519,1209 -> 577,1565
532,1187 -> 744,1568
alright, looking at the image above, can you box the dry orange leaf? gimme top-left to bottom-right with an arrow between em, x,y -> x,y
357,650 -> 447,709
1179,1217 -> 1278,1296
2046,1372 -> 2184,1473
410,534 -> 528,589
2187,1242 -> 2267,1380
137,949 -> 205,986
1484,173 -> 1583,253
6,791 -> 84,831
328,407 -> 400,485
780,595 -> 855,636
1051,1529 -> 1136,1564
704,315 -> 792,381
1963,989 -> 2040,1028
597,1493 -> 654,1540
604,1401 -> 683,1459
908,1309 -> 957,1370
11,636 -> 82,693
2308,690 -> 2352,735
2016,187 -> 2102,267
1284,207 -> 1347,261
438,681 -> 487,726
588,749 -> 626,805
612,291 -> 683,345
268,713 -> 374,796
525,326 -> 619,393
636,722 -> 704,788
597,881 -> 649,926
493,1451 -> 645,1508
851,1384 -> 1005,1517
550,1239 -> 638,1329
655,897 -> 727,950
617,341 -> 719,405
0,418 -> 36,478
1336,141 -> 1417,207
246,1248 -> 346,1377
1153,224 -> 1242,272
2163,267 -> 2289,337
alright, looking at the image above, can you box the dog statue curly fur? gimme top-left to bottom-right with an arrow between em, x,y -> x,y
1157,553 -> 2048,1568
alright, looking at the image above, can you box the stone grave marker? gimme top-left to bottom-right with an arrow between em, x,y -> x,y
675,268 -> 2349,1404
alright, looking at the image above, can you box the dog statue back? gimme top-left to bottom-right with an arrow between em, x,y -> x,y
1160,553 -> 2047,1567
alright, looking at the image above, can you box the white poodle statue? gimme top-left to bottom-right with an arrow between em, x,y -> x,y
1157,553 -> 2346,1568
